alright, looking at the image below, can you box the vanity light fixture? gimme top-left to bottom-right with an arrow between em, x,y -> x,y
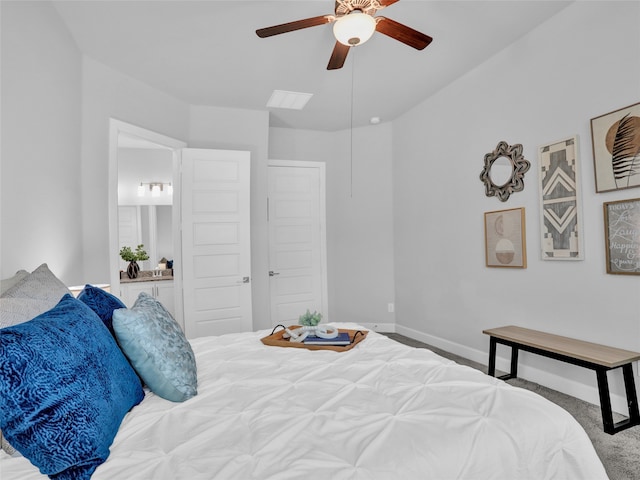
137,182 -> 172,197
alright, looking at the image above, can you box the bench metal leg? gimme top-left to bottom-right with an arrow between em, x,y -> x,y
506,346 -> 519,379
622,363 -> 640,424
487,337 -> 518,380
488,337 -> 497,376
596,365 -> 640,435
596,369 -> 615,434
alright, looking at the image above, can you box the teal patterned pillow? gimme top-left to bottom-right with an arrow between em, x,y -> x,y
112,292 -> 197,402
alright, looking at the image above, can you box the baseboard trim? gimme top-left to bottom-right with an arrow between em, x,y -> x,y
359,322 -> 396,333
394,324 -> 630,415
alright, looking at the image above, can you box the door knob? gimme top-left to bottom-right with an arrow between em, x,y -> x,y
269,271 -> 280,277
236,276 -> 250,284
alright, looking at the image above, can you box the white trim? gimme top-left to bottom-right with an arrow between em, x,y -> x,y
358,322 -> 396,333
108,119 -> 187,328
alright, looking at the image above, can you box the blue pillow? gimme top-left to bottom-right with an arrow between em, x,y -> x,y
77,284 -> 126,335
112,292 -> 197,402
0,294 -> 144,479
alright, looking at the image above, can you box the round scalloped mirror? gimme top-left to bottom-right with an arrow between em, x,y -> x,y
479,141 -> 530,202
489,156 -> 513,186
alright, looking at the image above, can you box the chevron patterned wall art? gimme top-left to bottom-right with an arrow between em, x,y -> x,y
538,136 -> 584,260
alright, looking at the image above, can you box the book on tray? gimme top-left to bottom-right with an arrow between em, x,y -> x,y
303,332 -> 351,346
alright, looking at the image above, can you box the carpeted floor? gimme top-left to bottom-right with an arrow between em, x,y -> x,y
383,333 -> 640,480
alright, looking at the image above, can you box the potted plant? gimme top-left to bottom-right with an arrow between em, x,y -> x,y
120,244 -> 149,279
299,309 -> 322,326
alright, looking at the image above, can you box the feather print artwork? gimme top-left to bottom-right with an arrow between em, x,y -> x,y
606,113 -> 640,189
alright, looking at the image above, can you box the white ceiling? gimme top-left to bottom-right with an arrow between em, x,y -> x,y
52,0 -> 573,132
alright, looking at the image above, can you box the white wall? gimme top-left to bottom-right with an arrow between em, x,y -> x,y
392,1 -> 640,408
0,1 -> 83,283
270,123 -> 396,329
117,148 -> 173,206
80,57 -> 190,284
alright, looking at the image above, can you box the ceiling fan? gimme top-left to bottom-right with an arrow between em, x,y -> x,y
256,0 -> 433,70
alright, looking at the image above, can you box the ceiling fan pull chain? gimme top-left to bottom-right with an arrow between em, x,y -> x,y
350,50 -> 355,198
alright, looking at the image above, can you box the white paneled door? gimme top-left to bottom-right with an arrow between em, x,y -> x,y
181,149 -> 252,338
268,162 -> 327,326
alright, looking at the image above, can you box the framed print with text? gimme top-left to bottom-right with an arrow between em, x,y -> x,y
603,197 -> 640,275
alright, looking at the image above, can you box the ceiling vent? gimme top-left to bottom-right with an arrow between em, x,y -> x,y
266,90 -> 313,110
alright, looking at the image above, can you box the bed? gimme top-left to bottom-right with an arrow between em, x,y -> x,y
1,265 -> 608,479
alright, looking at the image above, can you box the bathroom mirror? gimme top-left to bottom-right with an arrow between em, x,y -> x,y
479,141 -> 530,202
117,135 -> 174,273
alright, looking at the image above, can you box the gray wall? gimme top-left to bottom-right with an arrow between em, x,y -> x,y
1,1 -> 82,281
392,1 -> 640,409
269,123 -> 396,329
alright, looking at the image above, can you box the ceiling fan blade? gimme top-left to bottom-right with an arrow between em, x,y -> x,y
377,0 -> 400,8
375,17 -> 433,50
256,15 -> 334,38
327,41 -> 350,70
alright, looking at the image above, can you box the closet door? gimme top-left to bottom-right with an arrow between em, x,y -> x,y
267,162 -> 327,326
181,149 -> 252,338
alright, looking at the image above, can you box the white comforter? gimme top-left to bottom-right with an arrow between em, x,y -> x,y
1,325 -> 608,479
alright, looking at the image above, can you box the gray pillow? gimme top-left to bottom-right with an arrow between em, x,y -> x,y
0,270 -> 29,295
0,264 -> 71,328
1,430 -> 18,456
0,297 -> 50,329
0,264 -> 71,456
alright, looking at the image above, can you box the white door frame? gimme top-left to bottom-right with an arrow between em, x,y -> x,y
108,119 -> 187,327
267,159 -> 329,322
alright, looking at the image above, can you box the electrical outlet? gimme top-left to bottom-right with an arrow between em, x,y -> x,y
387,303 -> 394,313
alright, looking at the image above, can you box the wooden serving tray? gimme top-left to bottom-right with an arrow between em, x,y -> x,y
261,326 -> 368,352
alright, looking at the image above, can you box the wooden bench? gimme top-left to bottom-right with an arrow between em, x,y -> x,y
483,325 -> 640,435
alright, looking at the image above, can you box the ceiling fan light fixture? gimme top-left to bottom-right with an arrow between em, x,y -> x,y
333,11 -> 376,46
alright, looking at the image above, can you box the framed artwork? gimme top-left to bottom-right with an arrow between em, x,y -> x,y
538,136 -> 584,260
590,102 -> 640,193
603,197 -> 640,275
484,207 -> 527,268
